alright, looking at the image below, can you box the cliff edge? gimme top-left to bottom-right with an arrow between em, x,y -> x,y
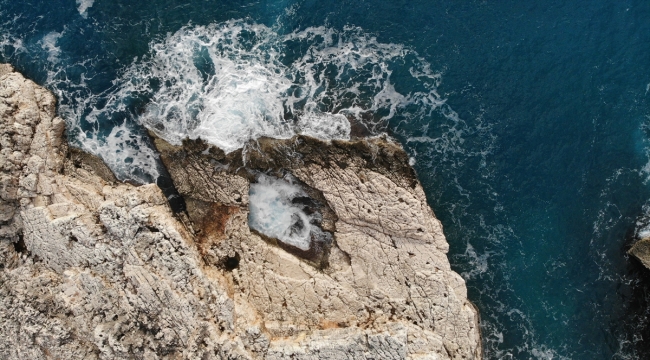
0,64 -> 481,359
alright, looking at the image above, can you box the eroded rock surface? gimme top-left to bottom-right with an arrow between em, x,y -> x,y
0,64 -> 481,359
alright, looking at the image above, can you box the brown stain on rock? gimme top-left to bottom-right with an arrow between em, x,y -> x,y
185,198 -> 239,255
202,204 -> 238,240
320,319 -> 343,330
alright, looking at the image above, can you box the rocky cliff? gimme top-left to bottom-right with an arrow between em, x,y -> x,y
0,64 -> 481,359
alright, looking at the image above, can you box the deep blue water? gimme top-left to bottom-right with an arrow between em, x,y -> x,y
2,1 -> 650,358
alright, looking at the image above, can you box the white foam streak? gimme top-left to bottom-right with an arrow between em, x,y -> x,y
296,112 -> 350,140
102,21 -> 444,158
641,115 -> 650,182
40,32 -> 62,63
76,122 -> 161,181
76,0 -> 95,18
460,243 -> 489,280
0,31 -> 25,59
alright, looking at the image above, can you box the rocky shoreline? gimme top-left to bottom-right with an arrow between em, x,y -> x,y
0,64 -> 481,359
629,209 -> 650,270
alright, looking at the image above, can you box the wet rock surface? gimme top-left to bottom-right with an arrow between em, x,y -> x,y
0,64 -> 482,359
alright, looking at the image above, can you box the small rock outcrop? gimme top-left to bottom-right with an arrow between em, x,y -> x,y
629,238 -> 650,269
0,64 -> 481,359
629,216 -> 650,270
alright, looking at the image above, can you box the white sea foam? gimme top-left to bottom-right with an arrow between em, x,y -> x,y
76,0 -> 95,18
460,243 -> 489,280
248,174 -> 314,250
3,20 -> 448,183
76,121 -> 162,182
0,29 -> 25,59
40,31 -> 62,63
93,21 -> 443,159
634,202 -> 650,243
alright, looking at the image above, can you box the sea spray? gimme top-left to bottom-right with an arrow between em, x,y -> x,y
249,174 -> 316,251
71,20 -> 448,181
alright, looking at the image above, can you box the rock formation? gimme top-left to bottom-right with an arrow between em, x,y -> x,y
0,64 -> 481,359
629,216 -> 650,270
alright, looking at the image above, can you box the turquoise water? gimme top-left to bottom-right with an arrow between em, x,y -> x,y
2,0 -> 650,358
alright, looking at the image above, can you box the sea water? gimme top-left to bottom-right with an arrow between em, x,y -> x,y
2,0 -> 650,358
249,174 -> 315,251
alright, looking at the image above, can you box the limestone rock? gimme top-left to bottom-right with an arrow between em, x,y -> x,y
629,215 -> 650,270
630,237 -> 650,270
1,67 -> 239,359
0,65 -> 482,359
156,137 -> 482,358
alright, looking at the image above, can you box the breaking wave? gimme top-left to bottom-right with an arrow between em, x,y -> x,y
56,20 -> 446,182
249,173 -> 323,251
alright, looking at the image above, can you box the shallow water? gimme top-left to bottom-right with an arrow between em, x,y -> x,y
2,0 -> 650,358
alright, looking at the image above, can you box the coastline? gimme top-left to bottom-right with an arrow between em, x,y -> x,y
0,64 -> 481,359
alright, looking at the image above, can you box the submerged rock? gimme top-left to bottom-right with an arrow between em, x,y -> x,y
0,64 -> 482,359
